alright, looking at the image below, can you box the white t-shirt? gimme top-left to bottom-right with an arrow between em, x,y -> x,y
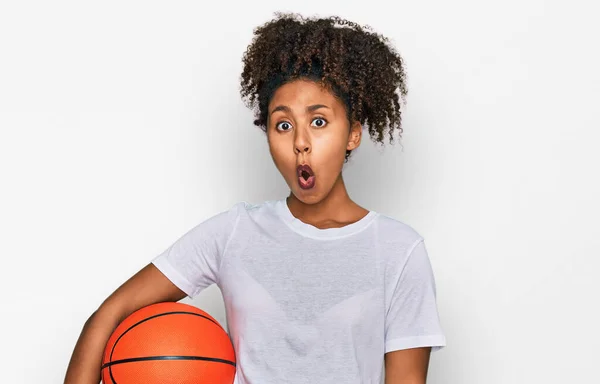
152,198 -> 446,384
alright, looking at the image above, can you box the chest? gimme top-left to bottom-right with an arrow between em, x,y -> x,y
220,234 -> 383,325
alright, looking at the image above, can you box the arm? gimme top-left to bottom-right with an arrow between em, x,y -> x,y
384,238 -> 445,383
63,263 -> 186,384
385,346 -> 432,384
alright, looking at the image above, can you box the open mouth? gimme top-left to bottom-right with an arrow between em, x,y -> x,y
297,164 -> 315,189
297,164 -> 314,179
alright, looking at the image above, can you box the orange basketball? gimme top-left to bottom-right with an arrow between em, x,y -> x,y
101,302 -> 236,384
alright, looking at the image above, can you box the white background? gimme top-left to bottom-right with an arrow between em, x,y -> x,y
1,1 -> 599,383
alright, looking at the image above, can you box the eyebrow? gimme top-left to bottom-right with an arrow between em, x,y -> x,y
270,104 -> 330,115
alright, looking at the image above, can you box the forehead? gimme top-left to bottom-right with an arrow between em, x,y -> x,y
268,79 -> 342,111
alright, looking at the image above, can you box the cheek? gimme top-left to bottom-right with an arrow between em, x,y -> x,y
315,131 -> 348,159
268,136 -> 293,171
309,136 -> 346,180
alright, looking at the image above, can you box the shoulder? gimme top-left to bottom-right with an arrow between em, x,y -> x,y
228,199 -> 274,214
375,213 -> 424,247
225,199 -> 280,223
372,213 -> 429,274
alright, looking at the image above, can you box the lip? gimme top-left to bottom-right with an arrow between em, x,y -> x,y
297,164 -> 314,178
297,164 -> 315,190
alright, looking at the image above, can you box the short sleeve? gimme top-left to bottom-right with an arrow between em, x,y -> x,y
151,202 -> 242,298
385,238 -> 447,353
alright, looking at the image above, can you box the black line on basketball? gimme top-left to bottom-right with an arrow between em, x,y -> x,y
107,310 -> 226,384
101,355 -> 236,369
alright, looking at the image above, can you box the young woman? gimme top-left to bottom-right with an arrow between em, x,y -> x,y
65,12 -> 446,384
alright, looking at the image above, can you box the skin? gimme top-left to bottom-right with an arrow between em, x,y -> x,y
266,78 -> 368,228
385,347 -> 432,384
64,77 -> 431,384
64,264 -> 186,383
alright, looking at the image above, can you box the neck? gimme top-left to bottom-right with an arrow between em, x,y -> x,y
286,172 -> 360,223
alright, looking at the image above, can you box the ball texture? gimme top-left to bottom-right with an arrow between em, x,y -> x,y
101,302 -> 236,384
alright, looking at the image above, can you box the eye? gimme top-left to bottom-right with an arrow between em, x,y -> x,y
311,117 -> 327,128
276,121 -> 292,131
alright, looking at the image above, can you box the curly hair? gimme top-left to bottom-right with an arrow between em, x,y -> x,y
239,12 -> 408,162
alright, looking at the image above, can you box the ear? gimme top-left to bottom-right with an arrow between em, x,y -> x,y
347,120 -> 362,151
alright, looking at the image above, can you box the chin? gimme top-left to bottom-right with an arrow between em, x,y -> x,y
292,188 -> 329,206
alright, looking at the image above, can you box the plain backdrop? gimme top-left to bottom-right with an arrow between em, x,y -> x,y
1,1 -> 599,383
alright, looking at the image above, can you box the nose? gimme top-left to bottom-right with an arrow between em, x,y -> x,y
295,144 -> 310,154
294,132 -> 311,155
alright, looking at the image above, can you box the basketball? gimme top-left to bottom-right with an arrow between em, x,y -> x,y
101,302 -> 236,384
